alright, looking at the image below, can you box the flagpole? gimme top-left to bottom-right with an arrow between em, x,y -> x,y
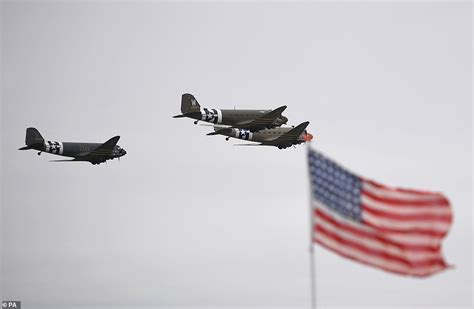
309,242 -> 316,309
307,143 -> 316,309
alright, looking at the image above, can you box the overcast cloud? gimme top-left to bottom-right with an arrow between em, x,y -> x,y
1,2 -> 472,308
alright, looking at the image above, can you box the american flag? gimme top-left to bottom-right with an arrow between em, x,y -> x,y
308,148 -> 452,277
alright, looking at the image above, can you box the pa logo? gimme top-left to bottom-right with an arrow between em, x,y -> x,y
2,301 -> 21,308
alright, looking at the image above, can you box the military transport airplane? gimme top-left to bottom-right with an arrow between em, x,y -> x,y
206,121 -> 313,149
173,93 -> 288,131
19,127 -> 127,165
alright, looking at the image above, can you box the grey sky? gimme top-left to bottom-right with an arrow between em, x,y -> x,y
1,1 -> 472,308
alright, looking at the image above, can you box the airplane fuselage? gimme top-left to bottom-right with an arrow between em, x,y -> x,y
19,128 -> 126,165
27,141 -> 124,160
217,127 -> 308,144
33,141 -> 102,157
186,108 -> 288,127
175,94 -> 289,130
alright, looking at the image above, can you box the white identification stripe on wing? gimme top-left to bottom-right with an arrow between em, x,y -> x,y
362,211 -> 451,233
314,233 -> 445,276
361,195 -> 451,216
363,182 -> 444,201
314,216 -> 441,261
313,200 -> 443,247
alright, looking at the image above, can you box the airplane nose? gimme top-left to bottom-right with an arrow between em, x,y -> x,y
121,149 -> 127,156
304,133 -> 313,142
282,116 -> 288,124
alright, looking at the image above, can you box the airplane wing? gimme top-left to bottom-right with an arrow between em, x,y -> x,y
75,136 -> 120,164
234,105 -> 287,131
262,121 -> 310,148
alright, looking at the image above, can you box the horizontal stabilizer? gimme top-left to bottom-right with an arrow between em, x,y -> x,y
233,143 -> 266,146
19,142 -> 43,151
207,128 -> 233,136
172,112 -> 202,119
199,123 -> 230,128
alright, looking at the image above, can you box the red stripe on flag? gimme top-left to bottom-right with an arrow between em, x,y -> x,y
314,208 -> 441,252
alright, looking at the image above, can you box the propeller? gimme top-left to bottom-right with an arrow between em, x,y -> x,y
304,133 -> 314,142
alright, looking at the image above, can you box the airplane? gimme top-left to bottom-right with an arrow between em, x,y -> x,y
18,127 -> 127,165
173,93 -> 289,131
206,121 -> 313,149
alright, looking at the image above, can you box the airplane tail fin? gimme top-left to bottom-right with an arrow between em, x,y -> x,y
181,93 -> 201,114
25,127 -> 44,146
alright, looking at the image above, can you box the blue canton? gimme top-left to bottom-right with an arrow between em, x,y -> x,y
308,148 -> 362,221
